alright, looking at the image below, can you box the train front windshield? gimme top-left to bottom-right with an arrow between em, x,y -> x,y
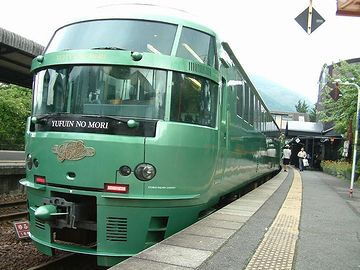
32,66 -> 167,120
32,66 -> 218,127
46,20 -> 176,54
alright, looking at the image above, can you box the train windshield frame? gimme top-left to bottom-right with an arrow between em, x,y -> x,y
32,65 -> 167,120
46,19 -> 177,54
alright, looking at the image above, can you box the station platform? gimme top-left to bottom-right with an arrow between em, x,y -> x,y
0,150 -> 25,175
110,168 -> 360,270
0,161 -> 25,194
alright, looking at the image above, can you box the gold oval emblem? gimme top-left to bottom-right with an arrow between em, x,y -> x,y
52,140 -> 95,162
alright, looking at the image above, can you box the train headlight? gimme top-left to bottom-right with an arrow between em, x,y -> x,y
134,163 -> 156,181
119,165 -> 132,176
26,154 -> 33,170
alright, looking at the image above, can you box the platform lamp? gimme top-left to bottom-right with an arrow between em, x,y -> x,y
334,79 -> 360,198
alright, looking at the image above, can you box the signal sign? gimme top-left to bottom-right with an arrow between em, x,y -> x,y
13,221 -> 30,239
295,3 -> 325,34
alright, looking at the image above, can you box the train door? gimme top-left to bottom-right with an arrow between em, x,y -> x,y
214,78 -> 229,184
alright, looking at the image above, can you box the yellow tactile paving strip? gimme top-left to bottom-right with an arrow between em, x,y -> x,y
245,169 -> 302,270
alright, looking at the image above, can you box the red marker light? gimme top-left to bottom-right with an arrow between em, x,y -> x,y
104,184 -> 129,193
35,175 -> 46,184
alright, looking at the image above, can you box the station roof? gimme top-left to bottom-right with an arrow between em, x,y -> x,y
0,27 -> 44,89
286,121 -> 342,138
337,0 -> 360,16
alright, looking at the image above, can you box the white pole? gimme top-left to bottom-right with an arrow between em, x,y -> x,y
307,0 -> 313,35
347,82 -> 360,197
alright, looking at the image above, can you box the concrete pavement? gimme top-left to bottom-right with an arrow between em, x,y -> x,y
110,168 -> 360,270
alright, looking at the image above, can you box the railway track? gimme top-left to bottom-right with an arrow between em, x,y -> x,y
0,199 -> 28,221
27,253 -> 107,270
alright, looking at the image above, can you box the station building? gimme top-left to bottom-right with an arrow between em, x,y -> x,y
271,111 -> 342,170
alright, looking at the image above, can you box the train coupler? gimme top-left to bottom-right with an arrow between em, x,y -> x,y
35,197 -> 77,229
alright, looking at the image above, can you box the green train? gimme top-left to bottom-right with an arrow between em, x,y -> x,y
20,4 -> 280,266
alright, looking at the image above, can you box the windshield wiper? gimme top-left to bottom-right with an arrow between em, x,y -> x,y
32,113 -> 70,124
81,115 -> 139,128
91,47 -> 126,51
81,114 -> 126,123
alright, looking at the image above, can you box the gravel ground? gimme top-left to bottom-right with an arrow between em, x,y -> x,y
0,192 -> 27,204
0,192 -> 65,270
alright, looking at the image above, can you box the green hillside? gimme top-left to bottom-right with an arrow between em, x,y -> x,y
250,75 -> 313,112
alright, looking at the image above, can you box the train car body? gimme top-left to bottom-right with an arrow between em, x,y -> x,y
20,4 -> 280,266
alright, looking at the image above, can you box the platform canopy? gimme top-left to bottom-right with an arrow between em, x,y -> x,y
0,27 -> 44,89
285,120 -> 342,140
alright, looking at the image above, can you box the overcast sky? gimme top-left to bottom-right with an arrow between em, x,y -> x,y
1,0 -> 359,103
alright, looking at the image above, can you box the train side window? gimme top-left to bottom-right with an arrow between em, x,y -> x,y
264,111 -> 268,131
236,85 -> 244,117
244,84 -> 249,122
170,72 -> 218,127
264,113 -> 267,132
258,101 -> 262,130
249,91 -> 254,126
254,98 -> 259,130
261,105 -> 266,132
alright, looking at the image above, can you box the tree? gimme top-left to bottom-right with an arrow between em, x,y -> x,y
318,61 -> 360,145
295,100 -> 309,113
0,84 -> 32,150
309,105 -> 317,122
295,99 -> 317,122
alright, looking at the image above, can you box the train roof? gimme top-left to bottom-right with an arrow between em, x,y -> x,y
57,3 -> 218,38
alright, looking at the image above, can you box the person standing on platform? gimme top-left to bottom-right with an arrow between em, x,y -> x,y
282,145 -> 292,172
297,147 -> 307,171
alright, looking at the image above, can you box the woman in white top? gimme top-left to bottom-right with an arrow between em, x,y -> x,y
297,147 -> 307,171
282,145 -> 291,172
